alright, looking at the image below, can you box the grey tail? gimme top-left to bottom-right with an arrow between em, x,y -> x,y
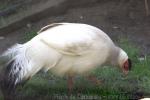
1,60 -> 17,95
0,59 -> 28,99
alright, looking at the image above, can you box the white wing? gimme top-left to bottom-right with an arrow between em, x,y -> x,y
37,23 -> 112,56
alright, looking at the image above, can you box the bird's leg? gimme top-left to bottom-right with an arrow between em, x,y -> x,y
87,75 -> 101,85
67,74 -> 74,96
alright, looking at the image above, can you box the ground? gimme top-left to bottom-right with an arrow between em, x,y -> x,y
0,0 -> 150,100
0,0 -> 150,55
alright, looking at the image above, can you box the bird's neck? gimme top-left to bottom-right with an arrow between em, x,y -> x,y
109,46 -> 121,66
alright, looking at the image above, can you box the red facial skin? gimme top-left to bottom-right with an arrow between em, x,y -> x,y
123,60 -> 129,75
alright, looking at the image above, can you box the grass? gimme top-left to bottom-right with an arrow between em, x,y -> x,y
24,30 -> 37,41
0,32 -> 150,100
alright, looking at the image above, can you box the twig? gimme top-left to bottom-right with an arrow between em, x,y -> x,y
145,0 -> 149,16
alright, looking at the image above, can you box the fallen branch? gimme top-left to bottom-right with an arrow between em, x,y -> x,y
145,0 -> 149,16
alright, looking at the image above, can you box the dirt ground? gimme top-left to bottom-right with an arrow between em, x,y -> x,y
0,0 -> 150,56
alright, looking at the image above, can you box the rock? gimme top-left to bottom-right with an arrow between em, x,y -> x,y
80,16 -> 83,19
138,57 -> 146,61
0,36 -> 4,40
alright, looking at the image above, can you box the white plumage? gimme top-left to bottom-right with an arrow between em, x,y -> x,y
140,98 -> 150,100
1,23 -> 131,95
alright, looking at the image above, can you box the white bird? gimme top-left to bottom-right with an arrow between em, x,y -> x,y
140,98 -> 150,100
0,23 -> 131,97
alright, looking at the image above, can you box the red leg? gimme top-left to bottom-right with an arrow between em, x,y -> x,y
87,75 -> 101,85
67,74 -> 73,96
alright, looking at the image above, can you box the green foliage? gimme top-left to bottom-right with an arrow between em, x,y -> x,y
0,92 -> 4,100
24,31 -> 37,41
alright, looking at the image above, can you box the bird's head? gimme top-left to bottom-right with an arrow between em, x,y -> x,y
118,49 -> 132,75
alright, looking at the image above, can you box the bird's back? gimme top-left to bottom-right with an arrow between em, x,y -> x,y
37,23 -> 113,46
29,23 -> 116,75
